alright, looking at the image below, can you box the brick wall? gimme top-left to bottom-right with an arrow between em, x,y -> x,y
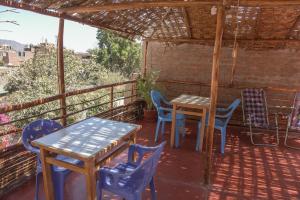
143,42 -> 300,124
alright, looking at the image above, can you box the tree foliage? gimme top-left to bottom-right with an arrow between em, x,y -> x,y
95,30 -> 141,77
3,46 -> 126,128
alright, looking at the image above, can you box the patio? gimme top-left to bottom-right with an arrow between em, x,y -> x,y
0,0 -> 300,199
2,120 -> 300,200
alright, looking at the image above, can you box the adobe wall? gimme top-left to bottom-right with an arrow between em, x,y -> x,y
143,42 -> 300,124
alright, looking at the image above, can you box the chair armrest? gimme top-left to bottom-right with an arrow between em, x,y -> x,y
159,107 -> 173,112
161,97 -> 172,106
128,144 -> 158,165
128,142 -> 166,165
99,167 -> 133,188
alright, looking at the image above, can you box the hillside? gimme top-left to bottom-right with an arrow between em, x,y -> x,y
0,39 -> 25,52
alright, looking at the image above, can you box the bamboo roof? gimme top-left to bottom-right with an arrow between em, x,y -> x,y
1,0 -> 300,49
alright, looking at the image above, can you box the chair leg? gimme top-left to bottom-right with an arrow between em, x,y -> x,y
53,174 -> 65,200
284,127 -> 300,150
35,172 -> 42,200
250,125 -> 279,147
175,120 -> 180,148
195,122 -> 201,151
133,193 -> 142,200
161,121 -> 165,138
155,119 -> 161,143
181,120 -> 186,138
221,128 -> 226,154
149,177 -> 157,200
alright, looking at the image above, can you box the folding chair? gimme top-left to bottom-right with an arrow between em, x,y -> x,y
241,88 -> 279,146
284,92 -> 300,149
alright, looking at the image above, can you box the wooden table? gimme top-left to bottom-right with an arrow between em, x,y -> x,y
32,117 -> 141,200
170,94 -> 210,151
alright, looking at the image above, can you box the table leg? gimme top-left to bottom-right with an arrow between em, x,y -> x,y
170,104 -> 177,147
199,108 -> 207,152
85,159 -> 97,200
40,148 -> 55,200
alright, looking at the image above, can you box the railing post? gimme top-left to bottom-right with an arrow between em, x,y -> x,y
57,18 -> 67,126
110,86 -> 114,118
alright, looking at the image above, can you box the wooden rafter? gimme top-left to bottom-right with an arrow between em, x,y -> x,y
59,0 -> 300,13
59,1 -> 220,13
0,1 -> 136,39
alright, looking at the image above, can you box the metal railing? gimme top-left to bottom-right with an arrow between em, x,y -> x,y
0,79 -> 140,196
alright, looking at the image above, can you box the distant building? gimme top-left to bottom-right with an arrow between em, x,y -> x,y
76,52 -> 92,59
0,44 -> 35,67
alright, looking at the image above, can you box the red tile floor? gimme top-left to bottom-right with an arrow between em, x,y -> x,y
2,120 -> 300,200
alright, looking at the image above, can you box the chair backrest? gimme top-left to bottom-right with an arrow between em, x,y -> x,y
223,99 -> 241,124
151,90 -> 166,117
22,119 -> 62,154
290,92 -> 300,130
128,141 -> 166,192
241,88 -> 269,127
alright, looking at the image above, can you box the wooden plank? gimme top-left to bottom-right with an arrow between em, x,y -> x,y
46,157 -> 86,174
57,18 -> 67,126
204,4 -> 224,185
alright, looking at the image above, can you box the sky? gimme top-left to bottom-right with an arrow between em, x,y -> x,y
0,6 -> 98,52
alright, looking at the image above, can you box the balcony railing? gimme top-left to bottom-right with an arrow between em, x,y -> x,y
0,80 -> 142,196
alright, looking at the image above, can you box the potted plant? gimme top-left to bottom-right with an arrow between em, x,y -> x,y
136,70 -> 159,121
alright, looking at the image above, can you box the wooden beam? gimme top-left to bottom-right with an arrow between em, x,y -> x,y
204,4 -> 224,185
144,38 -> 300,43
183,8 -> 192,39
59,0 -> 300,13
59,1 -> 220,13
0,1 -> 136,38
57,18 -> 67,126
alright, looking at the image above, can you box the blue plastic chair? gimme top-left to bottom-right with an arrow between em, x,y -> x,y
196,99 -> 240,153
97,141 -> 166,200
151,90 -> 185,144
22,119 -> 81,200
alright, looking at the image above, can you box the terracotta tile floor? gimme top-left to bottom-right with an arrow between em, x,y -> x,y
2,120 -> 300,200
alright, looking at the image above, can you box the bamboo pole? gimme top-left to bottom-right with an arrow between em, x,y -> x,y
143,41 -> 149,77
57,18 -> 67,126
204,4 -> 224,185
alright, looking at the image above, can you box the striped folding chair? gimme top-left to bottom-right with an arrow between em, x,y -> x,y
241,88 -> 279,146
284,92 -> 300,149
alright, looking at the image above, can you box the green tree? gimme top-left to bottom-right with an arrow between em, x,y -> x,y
3,46 -> 126,127
95,30 -> 141,77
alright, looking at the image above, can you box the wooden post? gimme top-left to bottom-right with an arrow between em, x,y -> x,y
204,5 -> 224,185
57,18 -> 67,126
143,41 -> 148,77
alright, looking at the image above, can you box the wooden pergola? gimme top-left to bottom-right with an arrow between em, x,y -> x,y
1,0 -> 299,185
